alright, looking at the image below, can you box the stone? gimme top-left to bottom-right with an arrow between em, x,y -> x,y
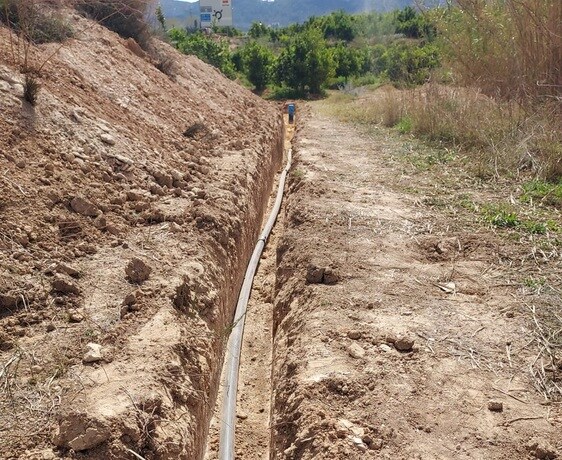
46,323 -> 55,332
125,258 -> 152,284
487,401 -> 503,412
70,196 -> 100,217
54,412 -> 110,451
347,330 -> 362,340
93,215 -> 107,230
394,336 -> 415,352
82,343 -> 102,363
99,133 -> 115,145
68,312 -> 84,323
56,263 -> 80,278
379,344 -> 393,353
347,343 -> 366,359
52,275 -> 81,295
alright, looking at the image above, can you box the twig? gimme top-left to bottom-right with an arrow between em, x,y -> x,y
491,386 -> 529,405
125,448 -> 147,460
503,415 -> 544,426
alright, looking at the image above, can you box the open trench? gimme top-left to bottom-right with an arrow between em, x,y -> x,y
204,118 -> 295,460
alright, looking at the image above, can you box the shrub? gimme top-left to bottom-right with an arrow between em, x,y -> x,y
436,0 -> 561,103
23,73 -> 39,105
0,0 -> 73,44
169,28 -> 235,79
75,0 -> 151,48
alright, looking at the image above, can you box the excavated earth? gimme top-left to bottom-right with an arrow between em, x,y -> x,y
0,12 -> 282,460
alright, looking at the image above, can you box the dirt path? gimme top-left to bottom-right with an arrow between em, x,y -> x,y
269,103 -> 561,459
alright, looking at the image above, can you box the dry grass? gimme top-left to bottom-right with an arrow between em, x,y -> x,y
324,84 -> 561,180
434,0 -> 562,103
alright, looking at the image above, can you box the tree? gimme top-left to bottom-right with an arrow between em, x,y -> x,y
155,4 -> 166,31
273,28 -> 335,95
169,28 -> 236,79
242,41 -> 274,92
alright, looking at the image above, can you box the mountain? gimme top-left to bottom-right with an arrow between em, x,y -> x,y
161,0 -> 415,30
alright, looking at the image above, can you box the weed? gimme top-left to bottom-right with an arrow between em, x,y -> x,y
396,117 -> 412,134
291,168 -> 305,180
521,180 -> 562,208
75,0 -> 152,49
23,73 -> 39,105
482,204 -> 520,229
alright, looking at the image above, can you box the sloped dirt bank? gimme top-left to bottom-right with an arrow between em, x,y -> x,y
270,104 -> 561,459
0,13 -> 282,460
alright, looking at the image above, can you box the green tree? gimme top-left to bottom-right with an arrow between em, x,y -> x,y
242,41 -> 274,92
169,28 -> 236,78
274,28 -> 335,95
155,5 -> 166,31
248,21 -> 269,39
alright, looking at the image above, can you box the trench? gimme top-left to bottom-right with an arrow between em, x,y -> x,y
203,118 -> 295,460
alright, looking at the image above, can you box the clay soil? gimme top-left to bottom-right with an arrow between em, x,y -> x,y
269,102 -> 562,459
0,11 -> 282,460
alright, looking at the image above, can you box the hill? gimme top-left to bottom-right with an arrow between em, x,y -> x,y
162,0 -> 414,29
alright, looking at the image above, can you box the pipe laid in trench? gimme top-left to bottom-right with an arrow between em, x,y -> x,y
218,148 -> 293,460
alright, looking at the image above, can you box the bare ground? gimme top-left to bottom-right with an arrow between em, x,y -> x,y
269,102 -> 562,459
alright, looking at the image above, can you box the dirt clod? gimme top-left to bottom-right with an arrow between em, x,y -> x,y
306,264 -> 325,284
487,401 -> 503,412
394,336 -> 415,352
125,258 -> 152,284
527,439 -> 558,460
70,196 -> 100,217
347,343 -> 366,359
52,275 -> 81,295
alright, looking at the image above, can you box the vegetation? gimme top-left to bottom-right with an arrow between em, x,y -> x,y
169,8 -> 439,95
75,0 -> 152,48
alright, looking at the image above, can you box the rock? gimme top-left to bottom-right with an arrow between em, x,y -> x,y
347,330 -> 362,340
70,196 -> 100,217
99,133 -> 115,145
125,258 -> 152,284
54,412 -> 110,451
56,263 -> 80,278
52,275 -> 81,295
46,323 -> 55,332
352,437 -> 368,451
379,344 -> 393,353
153,171 -> 173,188
527,438 -> 558,459
323,267 -> 339,285
306,264 -> 325,284
68,312 -> 84,323
347,343 -> 366,359
82,343 -> 102,363
93,215 -> 107,230
487,401 -> 503,412
394,336 -> 415,352
236,412 -> 248,420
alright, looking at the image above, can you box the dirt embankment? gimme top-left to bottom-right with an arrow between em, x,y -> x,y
270,105 -> 561,459
0,13 -> 282,460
